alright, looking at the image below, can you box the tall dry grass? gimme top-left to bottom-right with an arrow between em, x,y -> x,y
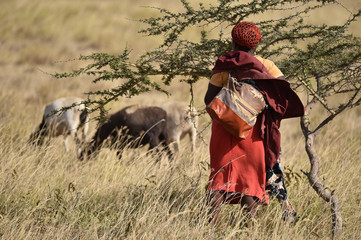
0,0 -> 360,239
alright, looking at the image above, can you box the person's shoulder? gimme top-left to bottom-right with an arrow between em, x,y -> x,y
254,55 -> 284,78
254,55 -> 275,65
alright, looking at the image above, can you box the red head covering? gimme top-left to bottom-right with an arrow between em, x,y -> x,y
231,22 -> 262,49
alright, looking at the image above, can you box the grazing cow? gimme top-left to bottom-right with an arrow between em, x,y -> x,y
80,105 -> 173,161
160,102 -> 198,153
28,97 -> 89,154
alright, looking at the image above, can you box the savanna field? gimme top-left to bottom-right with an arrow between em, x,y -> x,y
1,0 -> 360,239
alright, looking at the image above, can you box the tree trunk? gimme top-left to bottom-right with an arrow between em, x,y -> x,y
301,116 -> 342,239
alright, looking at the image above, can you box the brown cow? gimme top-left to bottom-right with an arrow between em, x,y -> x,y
80,105 -> 173,161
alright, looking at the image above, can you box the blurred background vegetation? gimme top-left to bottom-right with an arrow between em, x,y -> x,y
0,0 -> 360,239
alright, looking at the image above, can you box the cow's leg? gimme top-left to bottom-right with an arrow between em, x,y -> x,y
82,122 -> 89,142
79,109 -> 89,142
66,128 -> 78,153
64,134 -> 70,152
147,135 -> 167,163
190,128 -> 197,152
165,143 -> 174,161
29,119 -> 48,146
116,150 -> 123,160
148,134 -> 160,150
172,134 -> 181,153
159,138 -> 174,161
74,131 -> 83,156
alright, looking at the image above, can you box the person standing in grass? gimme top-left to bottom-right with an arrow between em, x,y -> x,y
204,21 -> 304,224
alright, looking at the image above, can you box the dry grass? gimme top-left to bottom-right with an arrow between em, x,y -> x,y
0,0 -> 360,239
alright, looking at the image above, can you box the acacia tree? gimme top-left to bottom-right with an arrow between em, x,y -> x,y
55,0 -> 361,238
277,15 -> 361,238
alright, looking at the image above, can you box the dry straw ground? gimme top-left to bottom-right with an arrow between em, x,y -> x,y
0,0 -> 360,239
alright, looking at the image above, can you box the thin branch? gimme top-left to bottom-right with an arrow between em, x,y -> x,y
312,87 -> 361,135
299,78 -> 336,115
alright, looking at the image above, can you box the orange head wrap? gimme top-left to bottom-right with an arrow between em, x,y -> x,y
231,22 -> 262,49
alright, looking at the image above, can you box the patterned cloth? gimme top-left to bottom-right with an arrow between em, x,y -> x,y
266,159 -> 287,200
231,22 -> 262,49
265,156 -> 299,223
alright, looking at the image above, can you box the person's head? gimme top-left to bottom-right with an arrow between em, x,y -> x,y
231,21 -> 261,52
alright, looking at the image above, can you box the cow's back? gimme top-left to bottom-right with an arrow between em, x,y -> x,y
43,97 -> 84,136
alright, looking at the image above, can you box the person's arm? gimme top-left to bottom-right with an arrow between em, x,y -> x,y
204,72 -> 228,105
204,83 -> 222,105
